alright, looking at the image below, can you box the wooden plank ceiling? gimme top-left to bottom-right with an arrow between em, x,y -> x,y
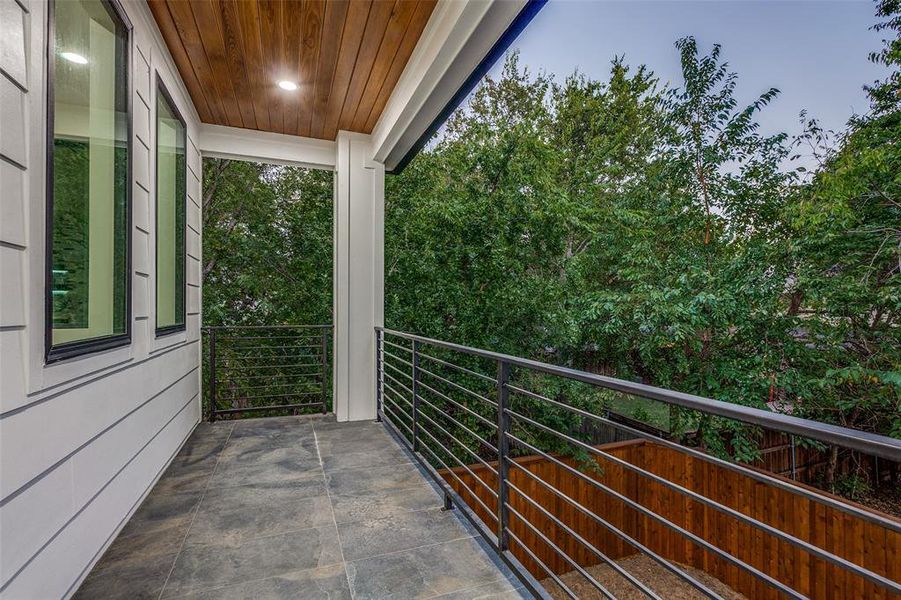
148,0 -> 436,140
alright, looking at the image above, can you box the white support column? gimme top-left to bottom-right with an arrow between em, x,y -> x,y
333,132 -> 385,422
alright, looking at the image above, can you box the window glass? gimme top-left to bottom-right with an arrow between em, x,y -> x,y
155,83 -> 186,332
49,0 -> 129,353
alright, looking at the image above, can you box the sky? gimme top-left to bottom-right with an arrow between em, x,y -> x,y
488,0 -> 891,145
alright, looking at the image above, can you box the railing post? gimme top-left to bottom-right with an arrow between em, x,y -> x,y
411,339 -> 420,451
375,330 -> 382,422
496,360 -> 511,551
320,329 -> 328,414
208,328 -> 217,422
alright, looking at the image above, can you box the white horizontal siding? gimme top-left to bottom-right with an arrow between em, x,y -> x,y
0,0 -> 205,597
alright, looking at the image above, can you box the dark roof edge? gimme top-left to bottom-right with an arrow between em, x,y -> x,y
387,0 -> 547,175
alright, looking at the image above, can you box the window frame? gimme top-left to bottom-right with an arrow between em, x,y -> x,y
44,0 -> 134,364
153,74 -> 187,338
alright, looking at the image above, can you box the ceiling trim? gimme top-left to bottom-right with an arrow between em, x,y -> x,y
370,0 -> 546,174
198,124 -> 337,171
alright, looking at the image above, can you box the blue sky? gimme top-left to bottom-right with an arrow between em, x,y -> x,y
490,0 -> 890,143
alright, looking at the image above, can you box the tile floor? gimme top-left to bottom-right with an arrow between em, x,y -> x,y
74,415 -> 528,600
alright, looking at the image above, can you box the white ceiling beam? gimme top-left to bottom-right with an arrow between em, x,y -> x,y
197,123 -> 337,170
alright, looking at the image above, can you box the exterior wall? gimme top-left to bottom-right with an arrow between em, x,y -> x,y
0,1 -> 203,597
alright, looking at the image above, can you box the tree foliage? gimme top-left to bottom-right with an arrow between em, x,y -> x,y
384,13 -> 900,467
202,160 -> 332,326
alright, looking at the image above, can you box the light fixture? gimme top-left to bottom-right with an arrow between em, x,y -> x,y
61,51 -> 88,65
277,80 -> 298,91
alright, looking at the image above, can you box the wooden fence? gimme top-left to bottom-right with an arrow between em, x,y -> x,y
440,439 -> 900,599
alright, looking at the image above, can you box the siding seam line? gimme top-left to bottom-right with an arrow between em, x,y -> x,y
0,366 -> 198,506
0,392 -> 199,594
0,339 -> 199,417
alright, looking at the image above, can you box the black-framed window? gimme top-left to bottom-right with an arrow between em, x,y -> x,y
155,77 -> 186,335
46,0 -> 131,363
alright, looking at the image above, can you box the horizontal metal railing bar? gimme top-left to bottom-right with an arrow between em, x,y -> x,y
506,459 -> 724,599
504,501 -> 621,600
204,324 -> 332,330
220,368 -> 322,377
382,400 -> 414,436
382,339 -> 414,353
218,390 -> 321,403
417,391 -> 499,454
417,364 -> 498,408
416,378 -> 498,430
383,386 -> 414,411
415,416 -> 500,501
506,409 -> 901,593
378,412 -> 552,600
506,408 -> 898,593
216,372 -> 321,383
223,363 -> 322,370
507,481 -> 663,600
217,338 -> 322,356
503,480 -> 666,600
382,389 -> 412,413
507,383 -> 901,533
376,327 -> 901,461
414,425 -> 501,520
214,334 -> 327,341
505,528 -> 580,600
505,432 -> 804,600
416,351 -> 497,384
414,398 -> 499,473
212,402 -> 323,415
217,381 -> 321,393
383,359 -> 415,384
222,345 -> 323,355
383,374 -> 414,399
382,350 -> 414,369
382,380 -> 413,408
215,343 -> 322,351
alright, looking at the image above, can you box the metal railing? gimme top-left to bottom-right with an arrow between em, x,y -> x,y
375,326 -> 901,600
204,325 -> 331,420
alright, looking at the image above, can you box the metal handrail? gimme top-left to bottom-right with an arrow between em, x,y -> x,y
374,326 -> 901,600
377,327 -> 900,462
204,325 -> 331,420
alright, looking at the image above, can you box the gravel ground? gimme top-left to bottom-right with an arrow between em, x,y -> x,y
542,554 -> 746,600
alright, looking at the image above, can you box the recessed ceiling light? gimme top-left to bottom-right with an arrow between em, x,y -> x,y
61,52 -> 88,65
277,80 -> 298,91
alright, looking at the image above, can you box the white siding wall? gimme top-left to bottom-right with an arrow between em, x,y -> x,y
0,1 -> 204,597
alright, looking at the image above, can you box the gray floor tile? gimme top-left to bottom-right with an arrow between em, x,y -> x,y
325,461 -> 429,495
220,431 -> 318,457
321,443 -> 412,472
119,491 -> 202,539
338,507 -> 472,562
189,422 -> 235,444
166,564 -> 352,600
154,453 -> 220,495
347,537 -> 508,600
230,416 -> 312,438
76,416 -> 520,600
162,526 -> 343,598
208,447 -> 322,489
186,486 -> 333,546
428,580 -> 529,600
330,483 -> 442,524
96,519 -> 189,571
74,552 -> 177,600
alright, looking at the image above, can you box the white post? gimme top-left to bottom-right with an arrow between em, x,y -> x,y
333,132 -> 385,421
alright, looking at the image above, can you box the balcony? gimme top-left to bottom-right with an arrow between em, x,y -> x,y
73,326 -> 900,600
74,415 -> 527,599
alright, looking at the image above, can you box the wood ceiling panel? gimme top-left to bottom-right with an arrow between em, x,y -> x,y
149,0 -> 437,141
